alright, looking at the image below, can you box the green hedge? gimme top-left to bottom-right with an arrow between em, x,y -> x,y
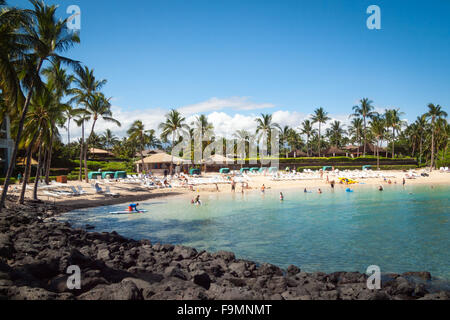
294,165 -> 417,172
238,156 -> 413,163
70,160 -> 132,172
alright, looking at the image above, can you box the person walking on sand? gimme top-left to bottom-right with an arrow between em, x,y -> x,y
261,184 -> 265,193
231,180 -> 236,192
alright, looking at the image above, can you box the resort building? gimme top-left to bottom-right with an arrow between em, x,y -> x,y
134,149 -> 165,158
135,152 -> 190,174
0,115 -> 14,175
88,148 -> 114,159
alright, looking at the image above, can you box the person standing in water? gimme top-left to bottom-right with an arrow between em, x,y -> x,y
261,184 -> 265,193
192,195 -> 201,205
403,178 -> 406,186
279,192 -> 284,201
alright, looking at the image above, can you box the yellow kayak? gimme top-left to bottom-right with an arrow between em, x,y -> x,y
339,177 -> 358,184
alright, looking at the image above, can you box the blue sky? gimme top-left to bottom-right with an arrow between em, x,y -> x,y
12,0 -> 450,139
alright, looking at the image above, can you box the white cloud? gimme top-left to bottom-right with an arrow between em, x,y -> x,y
64,97 -> 352,143
66,106 -> 167,143
178,96 -> 275,115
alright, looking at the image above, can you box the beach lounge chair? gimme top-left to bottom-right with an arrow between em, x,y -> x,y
43,191 -> 61,198
76,186 -> 88,195
69,186 -> 82,196
92,184 -> 104,194
104,186 -> 120,198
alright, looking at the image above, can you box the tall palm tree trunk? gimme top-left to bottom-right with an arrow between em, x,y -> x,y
18,134 -> 38,204
0,59 -> 44,209
363,116 -> 367,156
78,120 -> 84,181
33,145 -> 43,200
419,134 -> 423,165
84,119 -> 97,183
356,134 -> 360,157
430,123 -> 435,171
45,130 -> 54,184
392,128 -> 395,159
41,144 -> 48,184
170,133 -> 174,175
306,137 -> 309,157
67,117 -> 71,144
140,146 -> 145,174
318,124 -> 321,157
376,139 -> 380,169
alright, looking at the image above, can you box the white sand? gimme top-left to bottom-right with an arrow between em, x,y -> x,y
8,169 -> 450,209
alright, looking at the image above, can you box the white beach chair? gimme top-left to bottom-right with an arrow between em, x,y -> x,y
43,190 -> 61,198
76,186 -> 88,195
69,186 -> 82,196
104,186 -> 120,197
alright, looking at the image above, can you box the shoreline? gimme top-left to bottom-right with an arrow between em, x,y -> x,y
21,169 -> 449,214
0,199 -> 448,300
1,170 -> 448,300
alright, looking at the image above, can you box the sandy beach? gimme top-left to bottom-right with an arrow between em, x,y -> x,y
8,169 -> 450,211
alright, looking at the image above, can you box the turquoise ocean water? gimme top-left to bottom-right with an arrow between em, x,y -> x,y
60,184 -> 450,280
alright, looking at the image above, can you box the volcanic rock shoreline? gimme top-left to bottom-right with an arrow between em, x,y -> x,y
0,198 -> 448,300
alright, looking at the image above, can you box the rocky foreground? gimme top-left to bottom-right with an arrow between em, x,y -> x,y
0,200 -> 449,300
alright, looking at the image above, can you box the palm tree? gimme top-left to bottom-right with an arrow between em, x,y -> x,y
41,61 -> 74,183
0,0 -> 29,118
1,0 -> 80,208
425,104 -> 448,170
191,114 -> 214,160
158,109 -> 189,174
20,85 -> 66,200
434,118 -> 449,168
300,120 -> 315,156
326,121 -> 346,148
127,120 -> 159,173
255,113 -> 281,156
351,98 -> 377,156
370,116 -> 387,169
70,66 -> 107,181
233,129 -> 251,165
280,125 -> 292,158
101,129 -> 119,149
72,108 -> 89,180
311,107 -> 330,157
83,93 -> 120,181
415,115 -> 427,165
348,117 -> 363,157
385,108 -> 405,159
